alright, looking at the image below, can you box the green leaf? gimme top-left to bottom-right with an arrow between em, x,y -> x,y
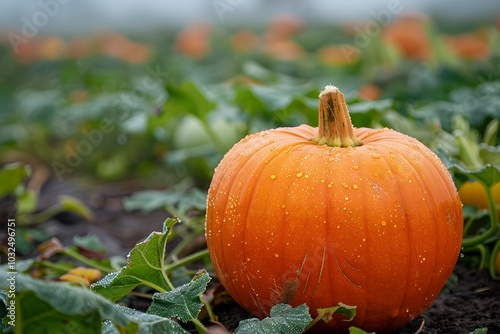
0,290 -> 10,333
469,328 -> 488,334
235,304 -> 312,334
0,163 -> 29,198
479,144 -> 500,167
92,219 -> 178,301
164,81 -> 216,119
123,188 -> 206,214
348,99 -> 393,114
123,190 -> 181,213
348,99 -> 392,128
103,306 -> 189,334
349,327 -> 376,334
0,272 -> 138,334
17,292 -> 102,334
452,164 -> 500,188
147,270 -> 210,323
73,235 -> 108,253
316,302 -> 357,324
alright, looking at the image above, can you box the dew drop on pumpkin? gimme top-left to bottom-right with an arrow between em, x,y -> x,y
353,165 -> 359,170
353,184 -> 359,190
270,175 -> 276,180
371,153 -> 382,159
328,183 -> 333,188
342,182 -> 349,188
275,253 -> 279,258
297,172 -> 303,178
381,221 -> 387,226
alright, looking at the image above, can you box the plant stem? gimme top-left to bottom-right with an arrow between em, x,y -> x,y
36,260 -> 74,273
490,238 -> 500,279
17,204 -> 62,226
167,225 -> 205,264
165,248 -> 210,274
462,182 -> 500,247
62,248 -> 114,273
311,85 -> 363,147
192,317 -> 208,334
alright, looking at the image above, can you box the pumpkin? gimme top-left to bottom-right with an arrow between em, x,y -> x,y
206,85 -> 463,333
458,181 -> 500,218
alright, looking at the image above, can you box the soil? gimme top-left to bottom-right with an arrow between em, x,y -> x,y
2,175 -> 500,334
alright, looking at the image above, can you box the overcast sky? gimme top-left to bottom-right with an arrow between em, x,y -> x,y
0,0 -> 498,35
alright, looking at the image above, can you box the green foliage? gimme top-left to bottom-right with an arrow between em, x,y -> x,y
1,16 -> 499,333
0,272 -> 138,334
102,306 -> 189,334
92,218 -> 179,300
234,304 -> 312,334
0,163 -> 29,198
147,271 -> 210,322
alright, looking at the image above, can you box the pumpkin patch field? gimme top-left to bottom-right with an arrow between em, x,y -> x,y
0,10 -> 500,334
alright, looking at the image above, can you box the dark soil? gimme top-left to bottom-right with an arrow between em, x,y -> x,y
2,175 -> 500,333
395,265 -> 500,334
207,264 -> 500,334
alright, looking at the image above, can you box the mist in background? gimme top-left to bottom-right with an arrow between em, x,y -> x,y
0,0 -> 498,35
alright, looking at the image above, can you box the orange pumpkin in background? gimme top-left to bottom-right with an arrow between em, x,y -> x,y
206,85 -> 463,333
382,15 -> 432,61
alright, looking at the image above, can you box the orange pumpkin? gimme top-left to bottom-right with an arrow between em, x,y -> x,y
206,86 -> 463,333
458,181 -> 500,216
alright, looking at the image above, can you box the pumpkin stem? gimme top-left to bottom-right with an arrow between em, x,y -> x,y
311,85 -> 363,147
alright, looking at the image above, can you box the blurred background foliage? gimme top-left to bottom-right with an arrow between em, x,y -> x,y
0,1 -> 499,275
0,9 -> 499,187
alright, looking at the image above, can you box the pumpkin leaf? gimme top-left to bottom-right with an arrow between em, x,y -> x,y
73,235 -> 108,253
0,272 -> 137,334
468,329 -> 488,334
91,218 -> 179,301
147,270 -> 210,323
479,144 -> 500,167
348,327 -> 376,334
316,302 -> 357,323
234,304 -> 312,334
164,81 -> 216,120
452,164 -> 500,189
103,306 -> 189,334
124,188 -> 206,214
349,99 -> 392,127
